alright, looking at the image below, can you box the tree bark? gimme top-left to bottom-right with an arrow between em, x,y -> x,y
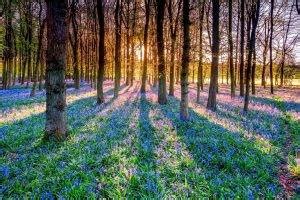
251,42 -> 256,95
228,0 -> 235,97
141,0 -> 150,93
31,1 -> 44,97
156,0 -> 167,104
114,0 -> 122,97
270,0 -> 274,94
239,0 -> 245,96
97,0 -> 105,104
207,0 -> 220,111
244,0 -> 260,112
69,0 -> 80,89
197,0 -> 205,103
2,0 -> 13,90
261,18 -> 269,88
180,0 -> 190,120
168,0 -> 182,96
44,0 -> 68,141
130,1 -> 137,86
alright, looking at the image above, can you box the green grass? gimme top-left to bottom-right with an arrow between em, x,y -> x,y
0,86 -> 296,198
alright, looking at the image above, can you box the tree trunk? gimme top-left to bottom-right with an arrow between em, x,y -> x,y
228,0 -> 235,97
261,18 -> 269,88
251,42 -> 256,95
2,0 -> 13,90
156,0 -> 167,104
44,0 -> 68,141
207,0 -> 220,111
70,0 -> 80,89
97,0 -> 105,104
239,0 -> 245,96
244,0 -> 260,112
114,0 -> 122,97
197,0 -> 205,102
130,1 -> 137,86
180,0 -> 190,120
125,0 -> 130,85
26,3 -> 33,88
270,0 -> 274,94
280,4 -> 293,87
141,0 -> 150,93
168,0 -> 182,96
31,1 -> 44,97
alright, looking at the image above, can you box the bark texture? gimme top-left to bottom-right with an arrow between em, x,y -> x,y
207,0 -> 220,111
44,0 -> 68,141
156,0 -> 167,104
180,0 -> 190,120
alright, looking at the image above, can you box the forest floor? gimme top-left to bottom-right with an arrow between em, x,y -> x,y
0,81 -> 299,198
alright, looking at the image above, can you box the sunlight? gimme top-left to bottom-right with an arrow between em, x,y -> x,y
136,45 -> 144,61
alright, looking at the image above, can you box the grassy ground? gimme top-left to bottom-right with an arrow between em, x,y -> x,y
0,81 -> 299,198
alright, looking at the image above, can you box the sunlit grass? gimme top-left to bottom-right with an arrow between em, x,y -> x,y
1,82 -> 299,198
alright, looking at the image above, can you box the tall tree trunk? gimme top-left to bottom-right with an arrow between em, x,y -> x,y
207,0 -> 220,111
70,0 -> 80,89
180,0 -> 190,120
228,0 -> 235,97
168,0 -> 182,96
280,4 -> 293,87
197,0 -> 205,103
234,0 -> 240,87
270,0 -> 274,94
261,18 -> 269,88
125,0 -> 130,86
2,0 -> 13,90
239,0 -> 245,96
97,0 -> 105,104
156,0 -> 167,104
31,1 -> 44,97
244,0 -> 260,112
251,42 -> 256,95
130,1 -> 137,86
44,0 -> 68,141
26,3 -> 33,88
141,0 -> 150,93
114,0 -> 122,97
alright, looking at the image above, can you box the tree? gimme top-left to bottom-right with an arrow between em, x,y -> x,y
130,1 -> 137,86
141,0 -> 150,93
239,0 -> 245,96
156,0 -> 167,104
279,3 -> 293,87
44,0 -> 68,141
30,0 -> 45,97
228,0 -> 235,97
2,0 -> 14,90
261,17 -> 270,88
180,0 -> 190,120
69,0 -> 80,89
207,0 -> 220,111
167,0 -> 182,96
197,0 -> 205,103
97,0 -> 105,104
114,0 -> 121,97
270,0 -> 274,94
244,0 -> 260,112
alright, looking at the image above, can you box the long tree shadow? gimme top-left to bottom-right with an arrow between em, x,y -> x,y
251,96 -> 300,113
126,93 -> 159,197
0,81 -> 120,112
1,83 -> 138,197
185,86 -> 286,147
156,96 -> 282,198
